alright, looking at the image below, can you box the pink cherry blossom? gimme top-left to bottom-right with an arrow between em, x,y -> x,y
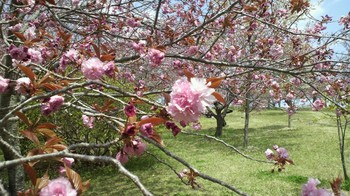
265,149 -> 274,160
126,17 -> 140,28
62,157 -> 74,168
58,157 -> 75,176
339,13 -> 350,29
71,0 -> 79,6
39,177 -> 77,196
82,115 -> 95,129
290,77 -> 302,86
124,124 -> 136,136
285,92 -> 295,101
131,40 -> 146,54
312,99 -> 325,111
8,45 -> 30,61
23,26 -> 36,40
301,178 -> 332,196
165,121 -> 182,136
0,76 -> 10,93
140,123 -> 154,136
81,57 -> 104,80
116,151 -> 129,165
124,102 -> 136,117
9,23 -> 22,32
148,48 -> 165,66
123,139 -> 146,157
15,77 -> 32,95
192,122 -> 202,130
59,49 -> 80,70
167,77 -> 215,124
276,147 -> 289,159
41,95 -> 65,116
103,61 -> 115,78
28,48 -> 43,64
187,46 -> 198,56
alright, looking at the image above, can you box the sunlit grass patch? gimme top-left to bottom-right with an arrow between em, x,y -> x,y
81,110 -> 349,195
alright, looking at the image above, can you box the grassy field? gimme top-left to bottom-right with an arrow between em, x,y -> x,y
77,110 -> 349,195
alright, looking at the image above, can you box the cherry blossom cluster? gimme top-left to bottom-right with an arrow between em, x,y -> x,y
265,145 -> 293,172
81,57 -> 115,80
41,95 -> 65,116
166,77 -> 216,125
301,178 -> 332,196
116,139 -> 147,165
39,177 -> 77,196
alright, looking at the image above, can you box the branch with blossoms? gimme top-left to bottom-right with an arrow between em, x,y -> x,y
265,145 -> 294,172
0,150 -> 152,196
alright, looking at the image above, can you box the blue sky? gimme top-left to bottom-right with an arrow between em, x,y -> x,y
307,0 -> 349,55
308,0 -> 349,32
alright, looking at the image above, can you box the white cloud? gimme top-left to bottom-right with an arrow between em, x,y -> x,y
309,0 -> 325,19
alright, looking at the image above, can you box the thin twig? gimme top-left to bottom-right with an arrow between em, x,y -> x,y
181,131 -> 272,164
141,135 -> 249,196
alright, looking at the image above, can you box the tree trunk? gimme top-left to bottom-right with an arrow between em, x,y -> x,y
243,94 -> 250,148
215,112 -> 225,137
243,107 -> 249,148
337,116 -> 349,181
0,54 -> 25,195
288,114 -> 291,128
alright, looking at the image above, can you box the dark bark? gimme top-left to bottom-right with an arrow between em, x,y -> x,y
337,116 -> 349,181
0,54 -> 25,195
243,99 -> 250,148
214,110 -> 225,137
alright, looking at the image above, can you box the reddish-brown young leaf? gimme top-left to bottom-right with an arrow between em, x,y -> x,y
44,136 -> 63,147
91,43 -> 100,58
162,93 -> 171,105
36,172 -> 50,192
40,83 -> 63,91
100,54 -> 115,61
23,163 -> 37,186
18,65 -> 36,82
38,73 -> 55,85
137,117 -> 166,127
207,77 -> 225,88
27,148 -> 45,157
212,92 -> 225,104
31,38 -> 42,43
50,144 -> 67,151
101,44 -> 108,53
20,130 -> 40,145
244,5 -> 258,12
81,179 -> 91,193
63,33 -> 72,42
223,16 -> 231,28
36,128 -> 57,138
65,166 -> 83,194
330,176 -> 342,196
155,45 -> 166,52
16,111 -> 32,126
36,123 -> 57,129
150,130 -> 164,146
183,69 -> 194,81
13,32 -> 26,42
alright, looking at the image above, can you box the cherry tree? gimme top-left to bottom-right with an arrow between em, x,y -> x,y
0,0 -> 350,195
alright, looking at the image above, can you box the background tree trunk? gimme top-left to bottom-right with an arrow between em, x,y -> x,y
243,92 -> 250,148
0,54 -> 25,195
215,110 -> 225,137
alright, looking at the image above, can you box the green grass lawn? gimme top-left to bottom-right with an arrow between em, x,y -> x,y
79,109 -> 350,195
